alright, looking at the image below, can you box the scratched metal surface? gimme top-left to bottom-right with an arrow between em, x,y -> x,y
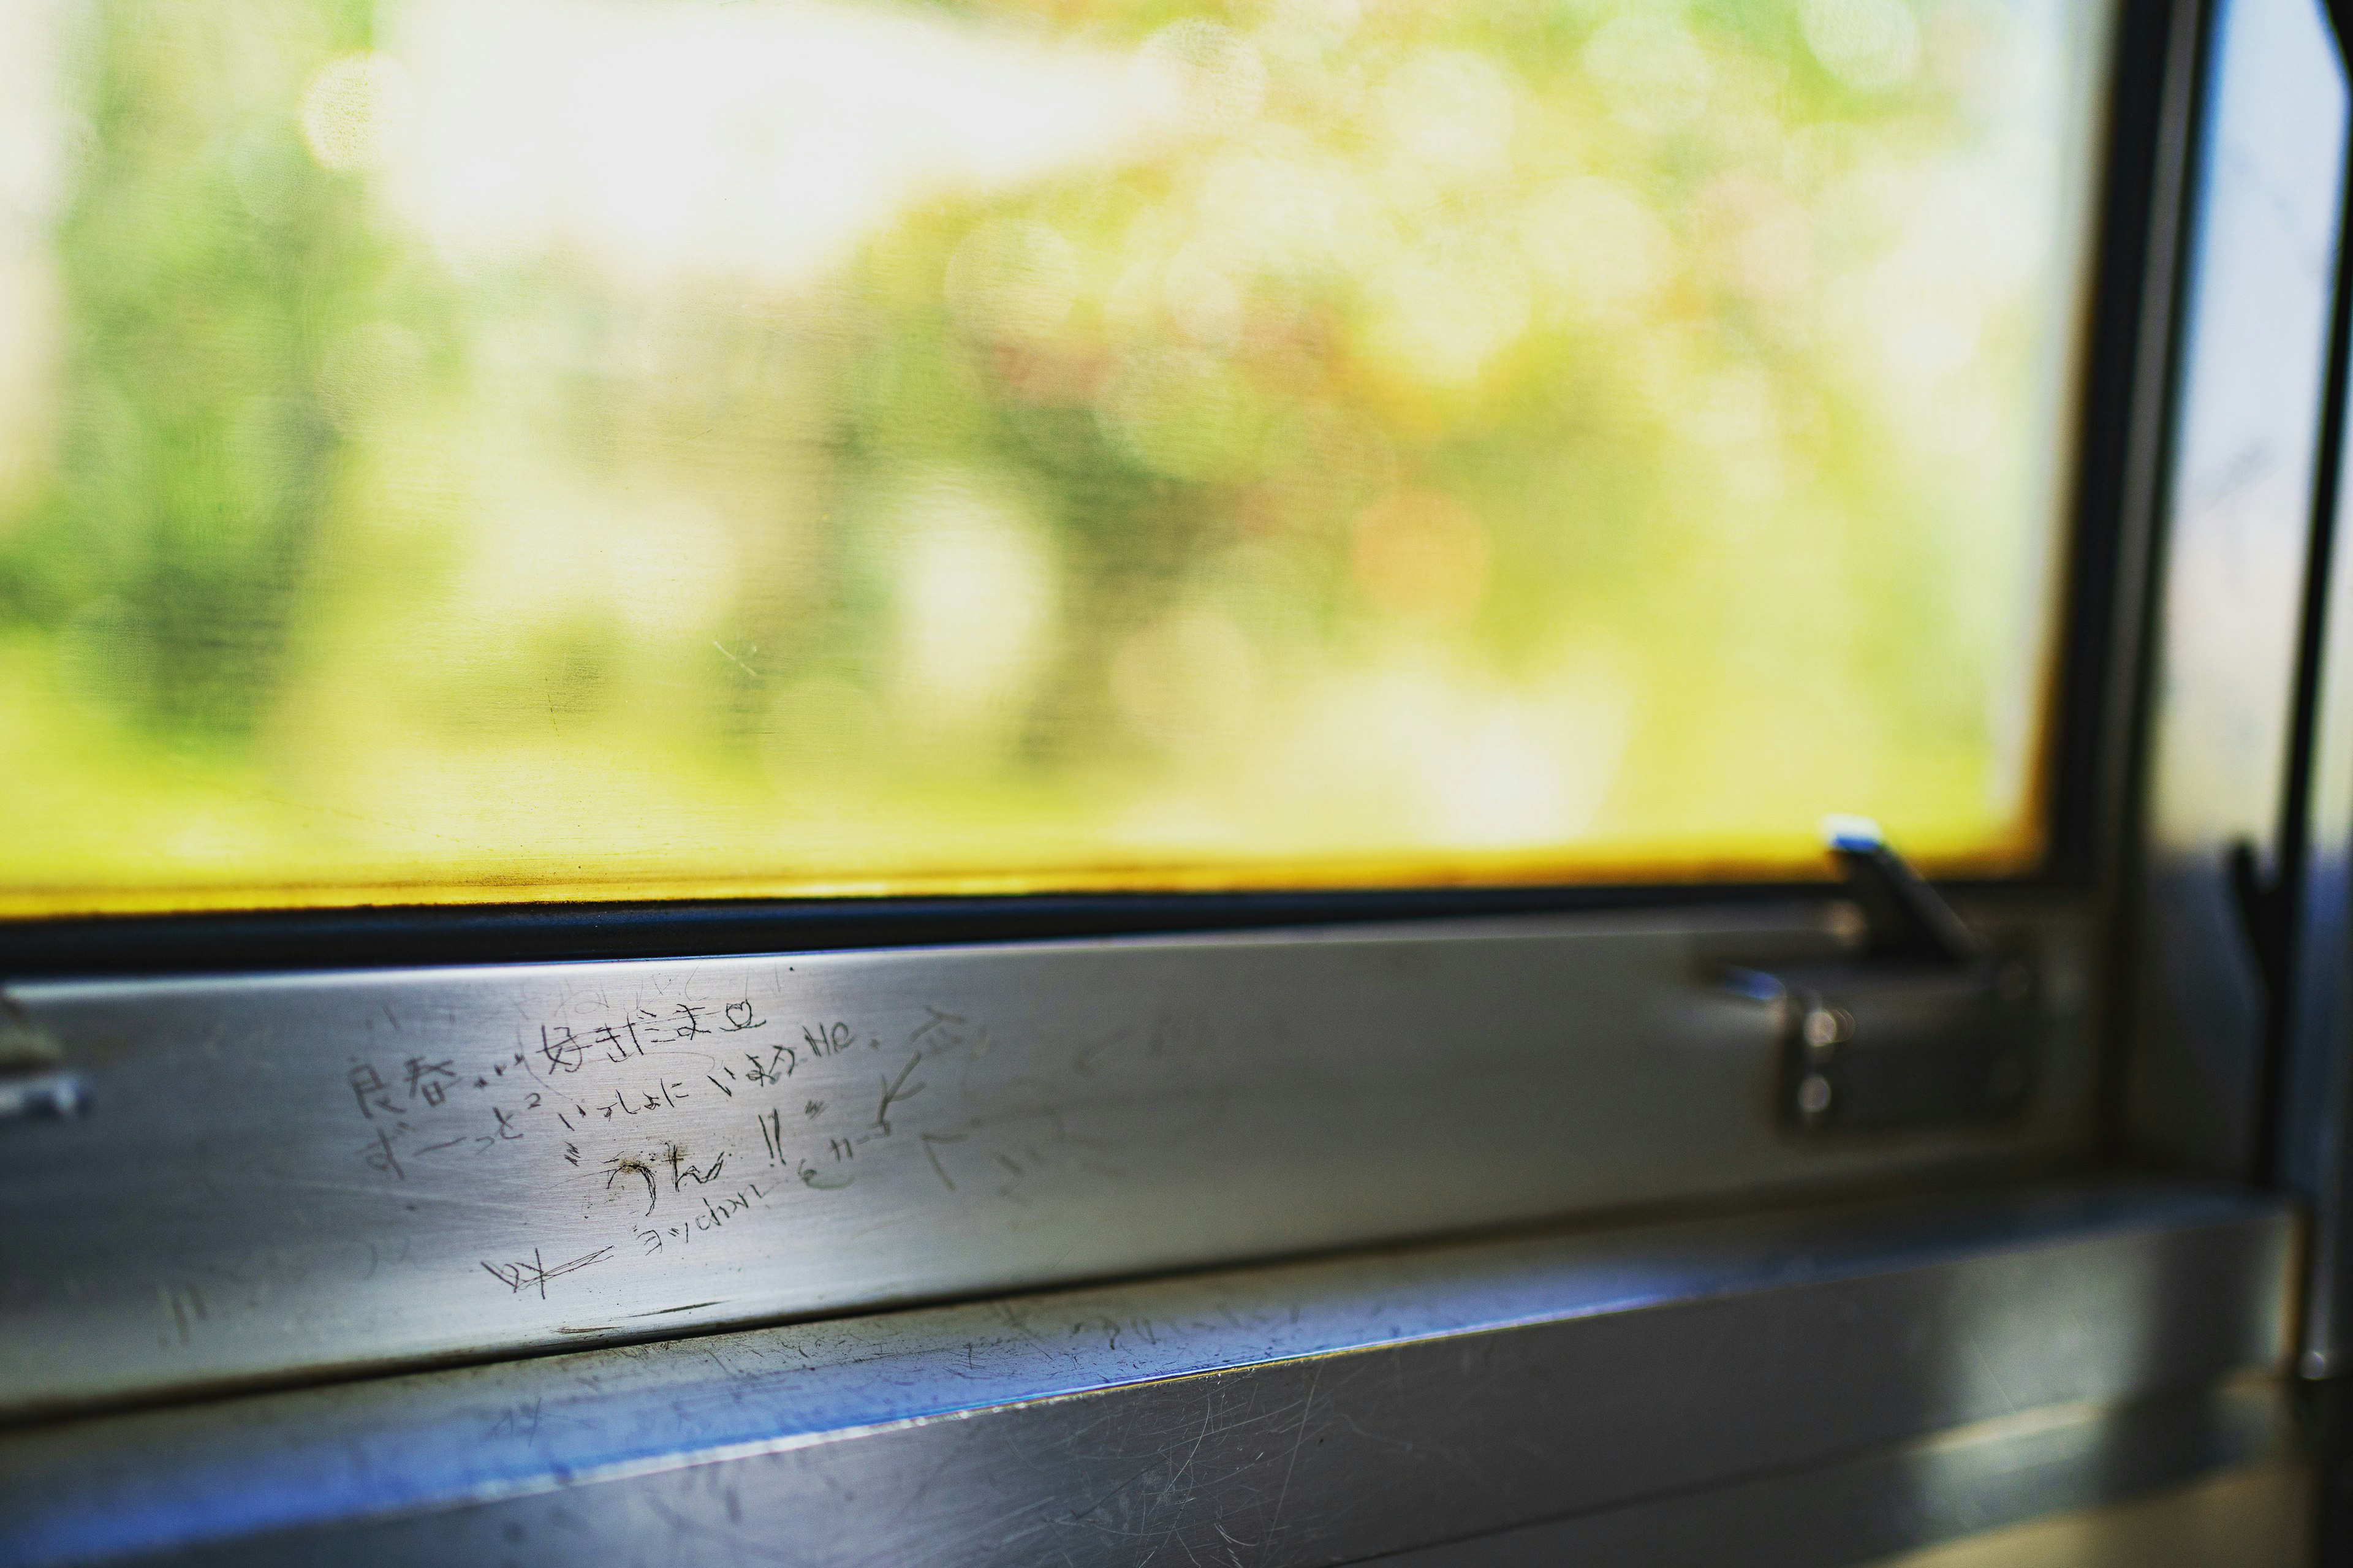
0,905 -> 2096,1417
0,1180 -> 2289,1567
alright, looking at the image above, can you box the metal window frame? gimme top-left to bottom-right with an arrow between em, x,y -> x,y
0,896 -> 2106,1418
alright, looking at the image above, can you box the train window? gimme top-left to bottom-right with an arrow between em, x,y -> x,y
12,3 -> 2352,1564
0,0 -> 2113,915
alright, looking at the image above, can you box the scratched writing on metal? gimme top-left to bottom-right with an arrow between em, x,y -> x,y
631,1180 -> 779,1254
333,991 -> 1152,1296
537,999 -> 765,1076
341,994 -> 775,1176
479,1246 -> 615,1298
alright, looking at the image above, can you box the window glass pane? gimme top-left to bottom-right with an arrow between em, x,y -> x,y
0,0 -> 2113,914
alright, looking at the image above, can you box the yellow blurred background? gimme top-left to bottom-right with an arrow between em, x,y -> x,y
0,0 -> 2112,914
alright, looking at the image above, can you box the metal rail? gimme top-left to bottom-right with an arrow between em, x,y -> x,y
0,1178 -> 2292,1567
0,902 -> 2097,1417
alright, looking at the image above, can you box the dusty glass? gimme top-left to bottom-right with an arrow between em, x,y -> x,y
0,0 -> 2114,913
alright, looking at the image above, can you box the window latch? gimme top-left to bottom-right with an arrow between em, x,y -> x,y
1723,819 -> 2037,1138
0,999 -> 89,1128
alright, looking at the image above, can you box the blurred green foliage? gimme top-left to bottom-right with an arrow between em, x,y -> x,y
0,0 -> 2106,910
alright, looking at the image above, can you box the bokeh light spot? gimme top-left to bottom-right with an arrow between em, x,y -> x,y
300,51 -> 416,171
1802,0 -> 1923,93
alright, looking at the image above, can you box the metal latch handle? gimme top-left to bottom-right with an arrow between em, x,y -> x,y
1726,819 -> 2038,1138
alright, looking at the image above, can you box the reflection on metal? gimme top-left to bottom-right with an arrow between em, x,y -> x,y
2129,0 -> 2350,1174
1856,1459 -> 2312,1568
1381,1391 -> 2295,1568
0,1180 -> 2291,1567
0,1072 -> 89,1127
0,905 -> 2097,1419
